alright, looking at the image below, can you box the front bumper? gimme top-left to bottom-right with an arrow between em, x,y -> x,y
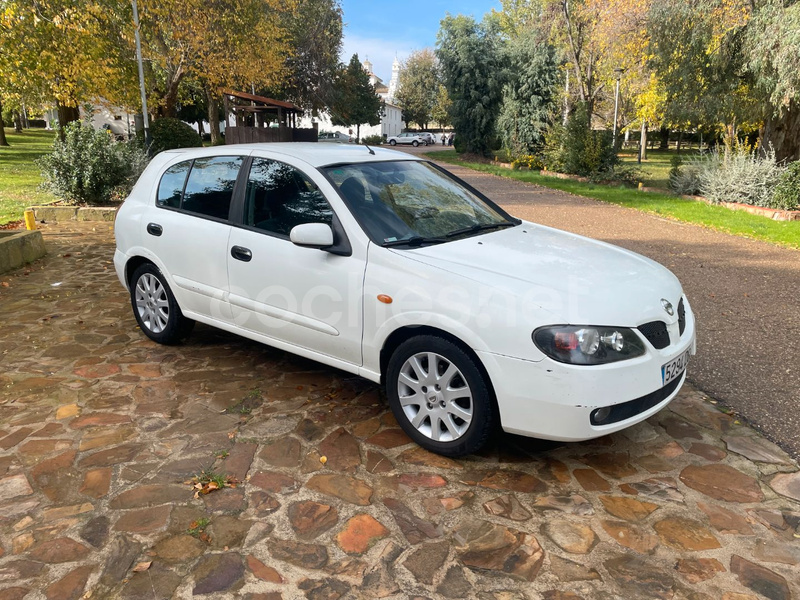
479,305 -> 696,442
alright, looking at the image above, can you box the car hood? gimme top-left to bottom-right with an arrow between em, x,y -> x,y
398,222 -> 683,326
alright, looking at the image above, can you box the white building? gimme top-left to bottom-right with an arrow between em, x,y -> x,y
300,57 -> 405,140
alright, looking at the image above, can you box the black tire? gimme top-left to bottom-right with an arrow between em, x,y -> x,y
389,139 -> 397,146
386,335 -> 496,457
412,140 -> 419,147
129,263 -> 194,344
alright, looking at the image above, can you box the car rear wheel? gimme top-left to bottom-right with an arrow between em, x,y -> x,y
130,263 -> 194,344
412,140 -> 419,147
389,139 -> 396,146
386,335 -> 496,457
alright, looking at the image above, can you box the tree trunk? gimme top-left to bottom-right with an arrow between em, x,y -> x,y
0,97 -> 9,146
160,67 -> 185,118
639,121 -> 648,162
659,127 -> 669,150
356,124 -> 361,144
205,87 -> 222,146
56,102 -> 80,140
677,131 -> 683,153
761,100 -> 800,163
13,111 -> 23,133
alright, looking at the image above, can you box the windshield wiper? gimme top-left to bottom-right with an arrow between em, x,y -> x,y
445,221 -> 517,238
382,236 -> 447,248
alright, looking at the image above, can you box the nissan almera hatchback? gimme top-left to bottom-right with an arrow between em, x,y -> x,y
114,143 -> 696,456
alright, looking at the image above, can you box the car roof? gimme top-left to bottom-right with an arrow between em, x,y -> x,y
159,142 -> 421,168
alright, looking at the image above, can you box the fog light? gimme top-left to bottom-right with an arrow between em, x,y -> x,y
591,406 -> 612,424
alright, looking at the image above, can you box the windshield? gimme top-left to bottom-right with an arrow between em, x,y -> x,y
323,160 -> 514,246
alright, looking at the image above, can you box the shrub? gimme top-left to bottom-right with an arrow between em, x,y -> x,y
669,154 -> 706,196
38,121 -> 149,205
362,134 -> 383,145
511,154 -> 544,170
699,146 -> 783,207
148,118 -> 202,155
542,102 -> 617,177
771,161 -> 800,210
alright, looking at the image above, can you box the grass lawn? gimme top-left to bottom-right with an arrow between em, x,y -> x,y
0,128 -> 57,225
428,150 -> 800,249
617,147 -> 705,189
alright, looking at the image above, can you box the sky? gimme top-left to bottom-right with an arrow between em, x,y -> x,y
339,0 -> 502,83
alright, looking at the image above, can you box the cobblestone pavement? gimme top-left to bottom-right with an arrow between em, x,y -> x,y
1,222 -> 799,600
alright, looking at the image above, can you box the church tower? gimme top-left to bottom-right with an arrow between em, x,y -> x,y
387,56 -> 401,103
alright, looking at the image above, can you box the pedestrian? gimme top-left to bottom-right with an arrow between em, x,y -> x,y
441,133 -> 446,146
448,133 -> 454,147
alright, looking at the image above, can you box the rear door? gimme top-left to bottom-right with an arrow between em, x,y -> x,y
143,151 -> 246,321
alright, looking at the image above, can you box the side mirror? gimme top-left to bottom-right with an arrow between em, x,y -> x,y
289,223 -> 334,249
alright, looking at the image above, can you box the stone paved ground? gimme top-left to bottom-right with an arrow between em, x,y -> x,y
1,222 -> 799,600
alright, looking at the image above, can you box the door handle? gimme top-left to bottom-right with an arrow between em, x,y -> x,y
230,245 -> 252,262
146,223 -> 163,236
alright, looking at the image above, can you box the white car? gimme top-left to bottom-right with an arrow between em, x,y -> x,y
386,132 -> 425,147
115,144 -> 696,456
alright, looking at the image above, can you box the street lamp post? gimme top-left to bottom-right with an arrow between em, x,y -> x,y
612,68 -> 624,150
132,0 -> 150,146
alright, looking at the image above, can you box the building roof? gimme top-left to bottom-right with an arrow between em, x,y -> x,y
221,89 -> 301,112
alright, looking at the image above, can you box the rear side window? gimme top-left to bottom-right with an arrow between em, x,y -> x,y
182,156 -> 243,220
157,161 -> 191,208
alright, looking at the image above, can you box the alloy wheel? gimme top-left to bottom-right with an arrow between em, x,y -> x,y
397,352 -> 473,442
134,273 -> 170,334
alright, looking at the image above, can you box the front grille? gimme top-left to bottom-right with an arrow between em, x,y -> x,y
590,373 -> 684,425
678,298 -> 686,336
638,321 -> 670,349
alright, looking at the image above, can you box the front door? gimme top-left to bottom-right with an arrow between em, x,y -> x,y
226,157 -> 365,365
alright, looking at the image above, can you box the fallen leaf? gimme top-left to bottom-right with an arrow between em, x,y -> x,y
132,561 -> 151,572
1,282 -> 8,288
320,456 -> 328,465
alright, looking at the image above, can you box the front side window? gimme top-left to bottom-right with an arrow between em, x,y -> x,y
181,156 -> 243,220
324,160 -> 513,245
244,158 -> 333,236
157,161 -> 191,208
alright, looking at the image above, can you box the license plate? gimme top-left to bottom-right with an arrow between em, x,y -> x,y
662,351 -> 689,386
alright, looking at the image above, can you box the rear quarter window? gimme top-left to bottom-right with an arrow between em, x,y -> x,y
157,161 -> 191,208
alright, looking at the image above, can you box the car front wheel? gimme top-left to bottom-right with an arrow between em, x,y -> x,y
412,140 -> 419,147
389,139 -> 397,146
386,335 -> 496,457
130,263 -> 194,344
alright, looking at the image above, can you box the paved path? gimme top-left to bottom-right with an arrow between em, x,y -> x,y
0,222 -> 799,600
421,154 -> 800,460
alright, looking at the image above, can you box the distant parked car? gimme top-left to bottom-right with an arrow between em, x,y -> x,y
418,132 -> 435,145
387,132 -> 425,147
318,131 -> 352,143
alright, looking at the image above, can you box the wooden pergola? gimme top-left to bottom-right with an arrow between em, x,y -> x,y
221,89 -> 317,144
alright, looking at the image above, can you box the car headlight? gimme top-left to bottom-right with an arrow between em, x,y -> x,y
532,326 -> 646,365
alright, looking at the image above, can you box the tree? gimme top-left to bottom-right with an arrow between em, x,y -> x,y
329,54 -> 382,142
275,0 -> 344,112
437,14 -> 506,155
431,84 -> 452,127
647,0 -> 799,161
395,49 -> 440,129
746,0 -> 800,161
0,0 -> 137,133
137,0 -> 292,138
497,32 -> 559,155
